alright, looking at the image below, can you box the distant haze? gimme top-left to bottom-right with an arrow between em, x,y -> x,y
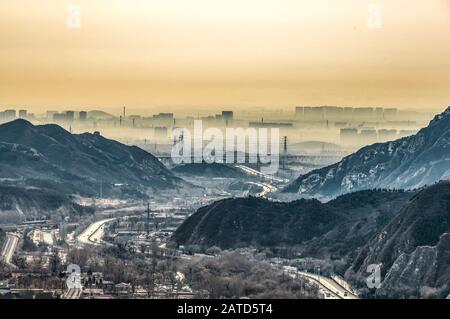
0,0 -> 449,114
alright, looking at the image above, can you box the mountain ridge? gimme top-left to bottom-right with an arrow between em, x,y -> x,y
171,188 -> 415,252
0,119 -> 186,197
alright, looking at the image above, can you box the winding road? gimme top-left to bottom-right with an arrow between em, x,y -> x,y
77,218 -> 115,246
247,181 -> 277,198
1,233 -> 19,265
295,271 -> 358,299
235,165 -> 287,183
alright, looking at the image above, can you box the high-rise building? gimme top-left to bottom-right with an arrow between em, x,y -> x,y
222,111 -> 233,126
375,107 -> 384,121
47,111 -> 57,121
129,115 -> 141,127
340,128 -> 359,145
53,113 -> 67,122
322,106 -> 344,121
152,113 -> 174,126
79,111 -> 87,122
154,126 -> 168,139
361,129 -> 378,143
304,107 -> 324,121
65,111 -> 75,122
19,109 -> 27,119
295,107 -> 304,116
222,111 -> 233,121
3,110 -> 16,122
353,107 -> 374,121
311,107 -> 324,121
384,108 -> 398,121
343,107 -> 354,120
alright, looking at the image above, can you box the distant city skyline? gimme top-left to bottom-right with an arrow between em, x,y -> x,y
0,104 -> 446,118
0,105 -> 440,120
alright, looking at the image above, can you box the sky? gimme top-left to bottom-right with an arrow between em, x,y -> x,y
0,0 -> 449,115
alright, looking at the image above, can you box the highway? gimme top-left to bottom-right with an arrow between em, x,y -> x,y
1,233 -> 19,265
62,288 -> 82,299
77,218 -> 115,246
235,165 -> 288,183
247,181 -> 277,198
294,270 -> 358,299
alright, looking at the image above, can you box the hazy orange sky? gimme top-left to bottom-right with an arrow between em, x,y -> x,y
0,0 -> 449,115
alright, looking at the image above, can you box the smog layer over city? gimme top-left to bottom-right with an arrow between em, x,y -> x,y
1,0 -> 450,306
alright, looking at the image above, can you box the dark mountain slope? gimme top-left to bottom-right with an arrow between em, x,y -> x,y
298,190 -> 414,258
351,182 -> 450,278
174,197 -> 341,249
0,185 -> 94,223
172,189 -> 414,253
